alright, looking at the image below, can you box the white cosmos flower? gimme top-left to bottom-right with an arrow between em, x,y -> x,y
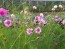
40,13 -> 44,18
52,8 -> 55,11
54,5 -> 58,9
10,14 -> 16,19
59,4 -> 63,8
10,14 -> 17,22
33,6 -> 37,10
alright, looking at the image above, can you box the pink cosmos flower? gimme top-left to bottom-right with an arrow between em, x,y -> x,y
55,16 -> 60,19
40,19 -> 47,25
55,16 -> 62,21
35,27 -> 41,34
34,16 -> 41,23
26,28 -> 33,35
0,8 -> 9,17
61,20 -> 65,25
4,20 -> 12,27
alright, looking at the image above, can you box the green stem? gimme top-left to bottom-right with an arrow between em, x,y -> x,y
17,36 -> 20,49
10,31 -> 23,49
2,40 -> 6,49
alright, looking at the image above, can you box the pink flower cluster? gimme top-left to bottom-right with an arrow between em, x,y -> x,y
34,16 -> 47,25
55,16 -> 65,25
0,8 -> 12,27
26,27 -> 41,35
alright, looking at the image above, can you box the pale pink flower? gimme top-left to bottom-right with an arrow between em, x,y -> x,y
40,13 -> 44,18
35,27 -> 41,34
0,8 -> 9,17
5,16 -> 10,19
61,20 -> 65,25
26,28 -> 33,35
4,20 -> 12,27
55,16 -> 60,19
55,16 -> 62,21
40,19 -> 47,25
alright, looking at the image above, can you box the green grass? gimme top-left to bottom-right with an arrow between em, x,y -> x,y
0,12 -> 65,49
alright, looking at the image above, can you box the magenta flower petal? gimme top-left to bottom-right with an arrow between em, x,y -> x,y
0,8 -> 9,17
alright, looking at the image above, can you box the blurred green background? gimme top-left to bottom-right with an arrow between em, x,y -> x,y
0,0 -> 65,12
